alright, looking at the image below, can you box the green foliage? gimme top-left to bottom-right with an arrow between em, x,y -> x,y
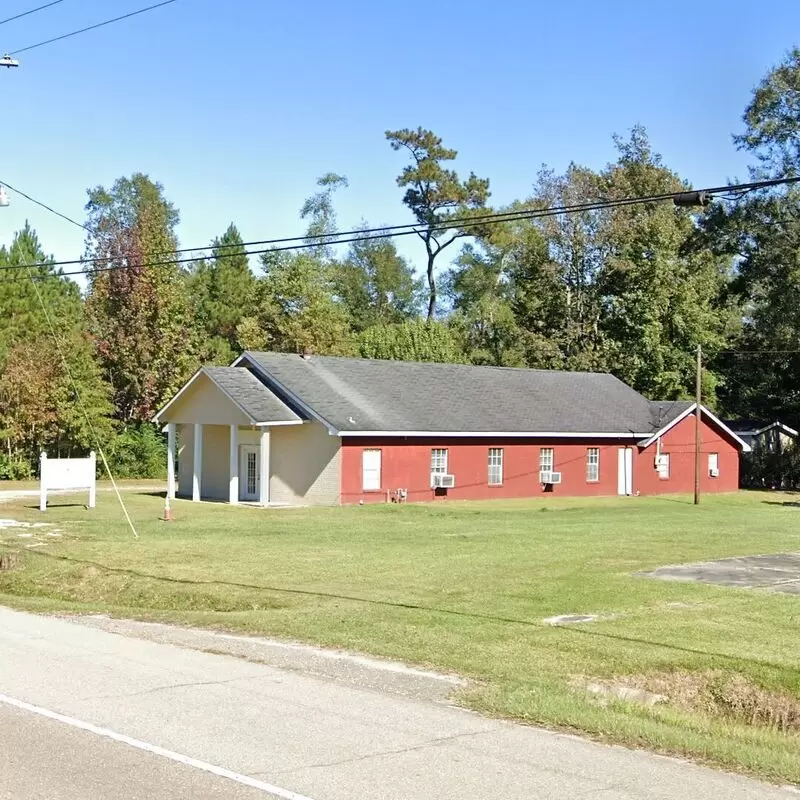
705,189 -> 800,420
386,127 -> 490,319
444,245 -> 526,366
300,173 -> 349,255
597,128 -> 733,400
734,47 -> 800,177
84,173 -> 199,422
105,424 -> 167,479
706,50 -> 800,420
335,234 -> 422,331
256,251 -> 354,355
358,319 -> 465,363
190,224 -> 257,363
0,226 -> 113,465
449,128 -> 733,397
0,454 -> 33,480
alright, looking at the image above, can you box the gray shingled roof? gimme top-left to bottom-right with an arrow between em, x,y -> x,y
203,367 -> 301,424
238,352 -> 691,435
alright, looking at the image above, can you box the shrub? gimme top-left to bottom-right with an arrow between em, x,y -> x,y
104,424 -> 167,479
0,453 -> 33,480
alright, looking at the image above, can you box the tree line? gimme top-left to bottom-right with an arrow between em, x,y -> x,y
2,49 -> 800,479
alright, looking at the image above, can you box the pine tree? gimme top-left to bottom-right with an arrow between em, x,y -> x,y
0,224 -> 112,467
190,223 -> 256,363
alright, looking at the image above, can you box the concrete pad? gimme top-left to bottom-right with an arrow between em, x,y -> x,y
639,552 -> 800,595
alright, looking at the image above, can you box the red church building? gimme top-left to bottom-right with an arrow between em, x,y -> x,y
155,352 -> 749,506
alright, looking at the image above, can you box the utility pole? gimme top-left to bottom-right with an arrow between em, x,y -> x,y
694,344 -> 702,506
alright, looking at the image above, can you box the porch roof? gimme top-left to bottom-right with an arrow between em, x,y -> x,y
155,367 -> 302,425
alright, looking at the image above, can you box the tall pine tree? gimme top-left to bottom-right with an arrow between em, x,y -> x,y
190,223 -> 256,363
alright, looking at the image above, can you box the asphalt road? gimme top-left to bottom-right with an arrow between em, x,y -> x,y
0,607 -> 793,799
0,704 -> 272,799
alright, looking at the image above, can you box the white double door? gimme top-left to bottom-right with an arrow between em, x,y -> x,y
239,445 -> 261,501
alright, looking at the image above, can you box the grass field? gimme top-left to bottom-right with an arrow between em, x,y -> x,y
1,490 -> 799,783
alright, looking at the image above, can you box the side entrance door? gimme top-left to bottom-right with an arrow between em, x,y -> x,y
617,447 -> 633,496
239,445 -> 260,501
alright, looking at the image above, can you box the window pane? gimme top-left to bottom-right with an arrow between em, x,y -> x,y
657,453 -> 670,479
708,452 -> 719,474
586,447 -> 599,482
431,448 -> 448,474
539,448 -> 554,471
488,448 -> 503,485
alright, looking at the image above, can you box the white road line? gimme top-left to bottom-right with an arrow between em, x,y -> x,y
0,692 -> 316,800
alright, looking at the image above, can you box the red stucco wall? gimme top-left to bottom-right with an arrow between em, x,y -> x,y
339,415 -> 740,504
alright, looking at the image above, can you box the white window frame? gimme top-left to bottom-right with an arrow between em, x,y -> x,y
488,448 -> 504,486
430,448 -> 448,475
586,447 -> 600,482
657,453 -> 670,480
539,448 -> 554,473
362,448 -> 382,491
708,452 -> 719,476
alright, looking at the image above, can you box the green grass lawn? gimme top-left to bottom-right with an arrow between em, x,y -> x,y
1,490 -> 799,783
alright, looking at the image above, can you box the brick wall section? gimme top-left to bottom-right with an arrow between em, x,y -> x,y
339,416 -> 740,504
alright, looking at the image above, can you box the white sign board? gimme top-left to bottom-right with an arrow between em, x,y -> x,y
40,452 -> 96,511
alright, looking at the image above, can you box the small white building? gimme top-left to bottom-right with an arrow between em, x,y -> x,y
154,366 -> 340,506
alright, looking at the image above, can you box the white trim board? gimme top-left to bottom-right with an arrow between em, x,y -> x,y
638,404 -> 751,452
752,421 -> 799,437
153,367 -> 257,425
338,431 -> 651,439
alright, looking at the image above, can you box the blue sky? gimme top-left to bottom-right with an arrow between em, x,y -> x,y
0,0 -> 798,276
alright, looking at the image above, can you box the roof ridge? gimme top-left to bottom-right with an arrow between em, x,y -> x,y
246,350 -> 613,378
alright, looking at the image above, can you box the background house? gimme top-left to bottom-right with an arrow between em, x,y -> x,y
154,353 -> 750,506
723,419 -> 799,488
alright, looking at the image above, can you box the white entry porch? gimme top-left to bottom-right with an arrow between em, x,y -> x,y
155,366 -> 341,507
167,423 -> 273,506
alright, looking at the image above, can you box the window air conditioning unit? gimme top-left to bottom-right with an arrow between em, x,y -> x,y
709,468 -> 720,478
540,471 -> 562,485
431,473 -> 456,489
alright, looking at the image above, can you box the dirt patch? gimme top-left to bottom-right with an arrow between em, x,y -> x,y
580,671 -> 800,733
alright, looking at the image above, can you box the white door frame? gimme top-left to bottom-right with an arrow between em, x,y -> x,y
239,445 -> 260,502
617,447 -> 633,496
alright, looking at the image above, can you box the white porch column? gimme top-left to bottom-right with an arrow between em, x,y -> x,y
259,428 -> 270,507
192,423 -> 203,502
166,423 -> 176,500
229,425 -> 239,505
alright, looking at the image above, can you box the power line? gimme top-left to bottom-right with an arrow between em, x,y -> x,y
5,185 -> 680,269
2,193 -> 667,274
0,179 -> 91,232
717,349 -> 800,355
0,0 -> 63,27
9,174 -> 800,278
11,0 -> 178,54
